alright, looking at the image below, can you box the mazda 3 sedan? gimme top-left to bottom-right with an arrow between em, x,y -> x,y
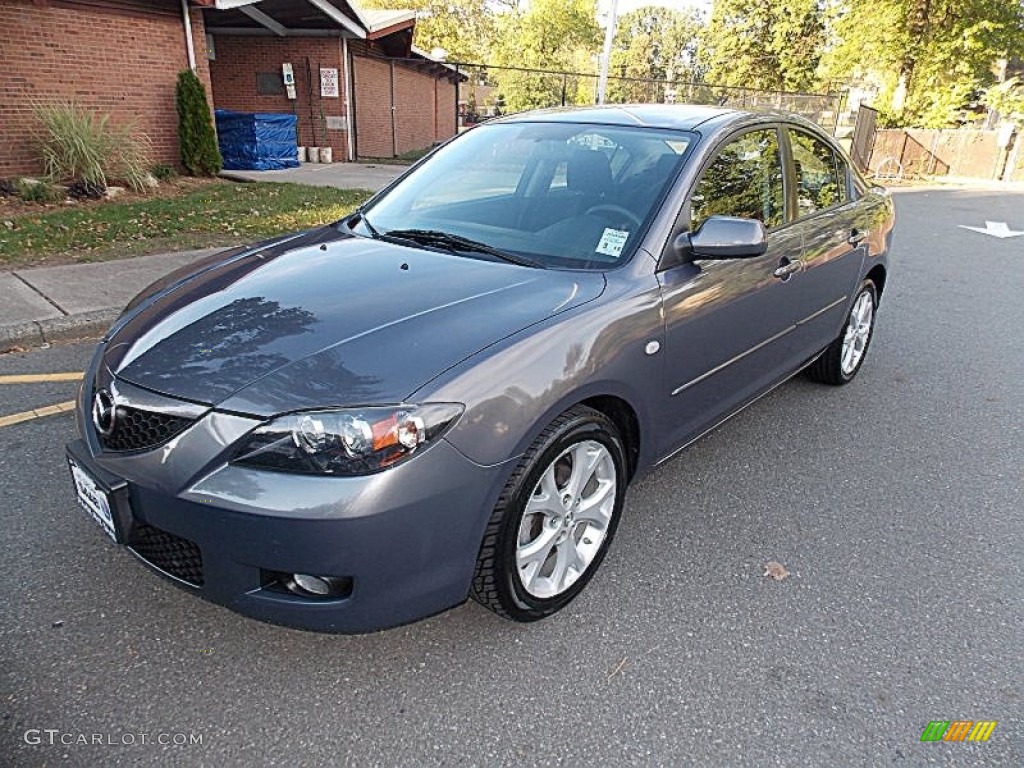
67,105 -> 894,632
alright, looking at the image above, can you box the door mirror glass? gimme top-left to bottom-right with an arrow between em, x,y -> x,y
675,215 -> 767,261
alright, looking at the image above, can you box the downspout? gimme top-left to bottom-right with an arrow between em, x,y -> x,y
390,60 -> 397,158
342,36 -> 355,162
181,0 -> 197,71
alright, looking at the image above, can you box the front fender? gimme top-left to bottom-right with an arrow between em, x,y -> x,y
413,273 -> 665,472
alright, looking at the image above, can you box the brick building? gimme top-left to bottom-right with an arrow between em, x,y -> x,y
0,0 -> 461,177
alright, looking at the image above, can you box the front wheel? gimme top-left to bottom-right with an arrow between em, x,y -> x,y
470,405 -> 627,622
806,279 -> 878,385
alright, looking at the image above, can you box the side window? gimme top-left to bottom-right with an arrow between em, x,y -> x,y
789,129 -> 842,216
690,129 -> 785,231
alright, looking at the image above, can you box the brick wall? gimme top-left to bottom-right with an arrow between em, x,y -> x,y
208,36 -> 350,160
353,55 -> 458,158
0,0 -> 212,177
436,79 -> 456,143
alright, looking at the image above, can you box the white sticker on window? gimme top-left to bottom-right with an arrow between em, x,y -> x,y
596,228 -> 629,257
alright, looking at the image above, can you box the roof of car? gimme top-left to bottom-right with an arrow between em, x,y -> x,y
493,104 -> 741,131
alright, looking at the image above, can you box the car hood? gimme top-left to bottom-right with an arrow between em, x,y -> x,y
104,228 -> 605,416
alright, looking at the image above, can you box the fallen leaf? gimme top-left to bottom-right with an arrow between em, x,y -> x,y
764,561 -> 790,581
607,656 -> 628,682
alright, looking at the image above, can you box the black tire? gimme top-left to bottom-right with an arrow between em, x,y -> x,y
806,279 -> 878,386
470,405 -> 627,622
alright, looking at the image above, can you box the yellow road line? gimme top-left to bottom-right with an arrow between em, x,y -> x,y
0,400 -> 77,428
0,372 -> 83,384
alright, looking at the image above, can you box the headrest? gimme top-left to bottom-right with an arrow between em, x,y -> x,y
567,150 -> 612,195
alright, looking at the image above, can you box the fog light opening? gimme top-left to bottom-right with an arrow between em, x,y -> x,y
286,573 -> 352,599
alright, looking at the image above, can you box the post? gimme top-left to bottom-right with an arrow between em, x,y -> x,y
561,73 -> 568,107
454,64 -> 460,133
596,0 -> 619,105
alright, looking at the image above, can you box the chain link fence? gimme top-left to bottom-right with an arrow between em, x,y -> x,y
451,62 -> 845,135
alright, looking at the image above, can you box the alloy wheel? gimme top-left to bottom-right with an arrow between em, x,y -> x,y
841,290 -> 874,375
515,440 -> 617,599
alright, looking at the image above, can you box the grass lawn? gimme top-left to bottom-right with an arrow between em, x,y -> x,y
0,180 -> 372,269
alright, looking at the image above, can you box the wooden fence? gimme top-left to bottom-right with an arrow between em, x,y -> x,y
868,128 -> 1024,182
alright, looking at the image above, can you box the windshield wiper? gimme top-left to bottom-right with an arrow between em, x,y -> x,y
382,228 -> 543,268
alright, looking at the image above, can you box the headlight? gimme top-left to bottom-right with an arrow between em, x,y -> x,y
232,404 -> 464,476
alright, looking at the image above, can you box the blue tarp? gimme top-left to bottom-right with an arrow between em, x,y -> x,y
215,109 -> 299,171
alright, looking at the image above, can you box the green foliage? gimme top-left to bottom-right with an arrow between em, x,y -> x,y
32,102 -> 152,192
0,182 -> 371,267
984,77 -> 1024,124
822,0 -> 1024,127
150,164 -> 177,182
358,0 -> 495,61
702,0 -> 825,91
492,0 -> 601,112
176,70 -> 222,176
605,5 -> 705,103
14,179 -> 65,204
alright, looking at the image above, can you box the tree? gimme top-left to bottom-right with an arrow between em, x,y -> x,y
701,0 -> 825,92
359,0 -> 494,62
822,0 -> 1024,126
605,5 -> 705,103
175,70 -> 221,176
984,77 -> 1024,124
492,0 -> 602,111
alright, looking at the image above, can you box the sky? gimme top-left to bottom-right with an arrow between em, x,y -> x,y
597,0 -> 712,18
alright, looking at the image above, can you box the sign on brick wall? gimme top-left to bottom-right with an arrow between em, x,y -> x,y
320,68 -> 339,98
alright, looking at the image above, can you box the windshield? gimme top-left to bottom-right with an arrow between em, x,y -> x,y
356,122 -> 695,270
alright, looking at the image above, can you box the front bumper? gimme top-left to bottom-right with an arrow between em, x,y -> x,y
65,427 -> 508,633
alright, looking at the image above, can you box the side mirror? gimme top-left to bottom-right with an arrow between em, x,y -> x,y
672,216 -> 768,264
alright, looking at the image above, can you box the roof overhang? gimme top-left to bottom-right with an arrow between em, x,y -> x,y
199,0 -> 368,39
361,8 -> 416,39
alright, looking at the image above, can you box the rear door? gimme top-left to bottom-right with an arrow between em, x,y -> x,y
783,126 -> 867,355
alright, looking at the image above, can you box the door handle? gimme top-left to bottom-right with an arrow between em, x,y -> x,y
848,229 -> 866,246
773,259 -> 802,279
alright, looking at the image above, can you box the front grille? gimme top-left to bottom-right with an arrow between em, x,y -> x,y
130,524 -> 204,586
101,406 -> 194,453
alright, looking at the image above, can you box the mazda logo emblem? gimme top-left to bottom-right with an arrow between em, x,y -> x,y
92,389 -> 117,436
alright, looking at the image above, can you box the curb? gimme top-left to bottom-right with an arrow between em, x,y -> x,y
1,308 -> 119,348
217,171 -> 256,184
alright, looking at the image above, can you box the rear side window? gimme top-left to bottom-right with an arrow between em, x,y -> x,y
690,129 -> 785,231
789,129 -> 844,216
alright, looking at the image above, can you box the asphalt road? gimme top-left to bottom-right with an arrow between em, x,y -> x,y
1,187 -> 1022,767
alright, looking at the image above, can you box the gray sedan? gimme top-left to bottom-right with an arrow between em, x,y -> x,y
66,105 -> 895,632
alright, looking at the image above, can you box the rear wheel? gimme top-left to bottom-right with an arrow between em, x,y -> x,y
470,405 -> 627,621
806,280 -> 877,385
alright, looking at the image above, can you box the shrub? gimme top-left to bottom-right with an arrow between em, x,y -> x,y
32,102 -> 152,192
0,178 -> 16,197
176,70 -> 222,176
15,179 -> 65,204
150,163 -> 177,181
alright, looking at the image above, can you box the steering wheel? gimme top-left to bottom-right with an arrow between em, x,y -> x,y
584,204 -> 642,229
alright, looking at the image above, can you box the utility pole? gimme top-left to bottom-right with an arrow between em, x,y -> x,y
596,0 -> 619,105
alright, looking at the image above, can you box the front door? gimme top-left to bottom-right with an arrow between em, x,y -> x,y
656,127 -> 805,457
